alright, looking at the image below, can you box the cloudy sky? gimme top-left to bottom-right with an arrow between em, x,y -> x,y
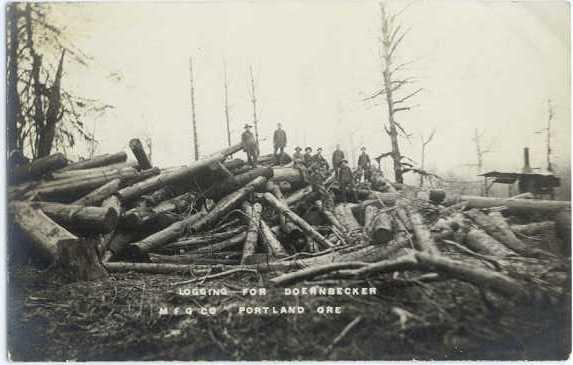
50,0 -> 570,182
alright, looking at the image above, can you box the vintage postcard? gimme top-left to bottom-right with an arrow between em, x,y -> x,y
5,0 -> 571,361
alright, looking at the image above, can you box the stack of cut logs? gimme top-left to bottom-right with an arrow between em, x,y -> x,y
8,139 -> 571,298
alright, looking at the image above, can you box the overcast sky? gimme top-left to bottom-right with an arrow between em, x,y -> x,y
50,0 -> 570,183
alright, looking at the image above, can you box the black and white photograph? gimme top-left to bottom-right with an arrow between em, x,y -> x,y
5,0 -> 572,361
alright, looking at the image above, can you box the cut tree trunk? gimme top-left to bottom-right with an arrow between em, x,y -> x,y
266,181 -> 288,230
364,205 -> 393,244
72,178 -> 121,206
271,167 -> 304,184
510,221 -> 555,236
186,232 -> 247,254
319,205 -> 347,234
129,138 -> 152,170
334,204 -> 362,233
241,202 -> 262,264
57,238 -> 109,281
465,209 -> 530,255
405,206 -> 440,255
127,210 -> 207,255
11,153 -> 68,183
259,219 -> 289,259
9,202 -> 78,263
51,161 -> 139,180
99,195 -> 123,260
59,152 -> 127,172
262,192 -> 335,249
464,228 -> 513,257
26,167 -> 138,201
117,142 -> 243,202
454,195 -> 570,213
285,186 -> 316,207
160,227 -> 246,252
27,201 -> 118,234
204,167 -> 273,200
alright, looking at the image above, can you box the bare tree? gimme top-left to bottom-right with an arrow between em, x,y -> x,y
249,65 -> 259,148
223,59 -> 231,147
419,128 -> 436,187
465,128 -> 494,195
536,99 -> 554,172
364,2 -> 422,184
6,3 -> 112,159
189,57 -> 199,160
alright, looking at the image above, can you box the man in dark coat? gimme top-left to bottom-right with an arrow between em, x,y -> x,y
337,159 -> 357,202
357,146 -> 372,182
331,144 -> 345,176
241,124 -> 258,167
313,147 -> 329,171
273,123 -> 287,164
303,147 -> 313,167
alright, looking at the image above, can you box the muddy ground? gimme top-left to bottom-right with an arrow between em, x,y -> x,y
7,232 -> 571,361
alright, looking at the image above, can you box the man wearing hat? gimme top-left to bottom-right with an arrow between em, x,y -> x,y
331,144 -> 345,177
303,147 -> 313,167
273,122 -> 287,164
292,146 -> 304,167
313,147 -> 329,171
357,146 -> 372,182
337,159 -> 357,202
241,123 -> 258,167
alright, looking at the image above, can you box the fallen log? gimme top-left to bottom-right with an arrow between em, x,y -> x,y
50,161 -> 139,180
104,262 -> 216,275
117,142 -> 243,202
26,167 -> 139,201
510,221 -> 555,236
319,204 -> 347,234
262,192 -> 335,249
465,209 -> 530,255
405,206 -> 440,255
334,204 -> 362,233
27,201 -> 118,234
186,232 -> 247,254
205,167 -> 273,200
285,186 -> 315,207
258,152 -> 292,166
128,210 -> 208,254
270,261 -> 368,286
99,195 -> 123,260
464,228 -> 513,257
271,167 -> 304,184
241,202 -> 262,264
72,178 -> 121,206
260,220 -> 289,259
153,193 -> 195,214
9,202 -> 78,263
58,152 -> 127,172
122,167 -> 161,186
129,138 -> 152,170
11,153 -> 68,183
454,195 -> 570,213
267,181 -> 288,230
364,205 -> 393,244
159,226 -> 246,252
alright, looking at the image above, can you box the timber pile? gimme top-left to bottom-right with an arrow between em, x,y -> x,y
7,139 -> 571,307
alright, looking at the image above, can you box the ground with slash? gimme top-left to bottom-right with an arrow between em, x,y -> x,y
7,141 -> 572,361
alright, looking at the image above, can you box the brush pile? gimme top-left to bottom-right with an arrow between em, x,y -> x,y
7,139 -> 571,306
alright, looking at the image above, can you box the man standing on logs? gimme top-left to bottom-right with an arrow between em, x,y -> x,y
273,123 -> 287,164
357,146 -> 372,182
332,144 -> 345,177
242,124 -> 259,167
313,147 -> 329,172
338,159 -> 357,202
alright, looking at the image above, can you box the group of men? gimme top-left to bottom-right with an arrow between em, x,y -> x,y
241,122 -> 374,202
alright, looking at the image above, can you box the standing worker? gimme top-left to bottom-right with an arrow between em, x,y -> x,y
313,147 -> 330,171
357,146 -> 372,182
331,144 -> 345,176
242,124 -> 258,167
338,159 -> 357,202
273,122 -> 287,164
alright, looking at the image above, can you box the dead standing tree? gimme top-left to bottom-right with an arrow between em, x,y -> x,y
364,2 -> 422,184
223,60 -> 232,147
536,99 -> 554,172
249,66 -> 260,148
465,128 -> 494,196
418,128 -> 436,187
189,57 -> 200,161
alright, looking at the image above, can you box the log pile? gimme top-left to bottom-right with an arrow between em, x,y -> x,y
7,138 -> 570,308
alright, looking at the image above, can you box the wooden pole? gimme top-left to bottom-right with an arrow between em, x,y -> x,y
189,57 -> 200,161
